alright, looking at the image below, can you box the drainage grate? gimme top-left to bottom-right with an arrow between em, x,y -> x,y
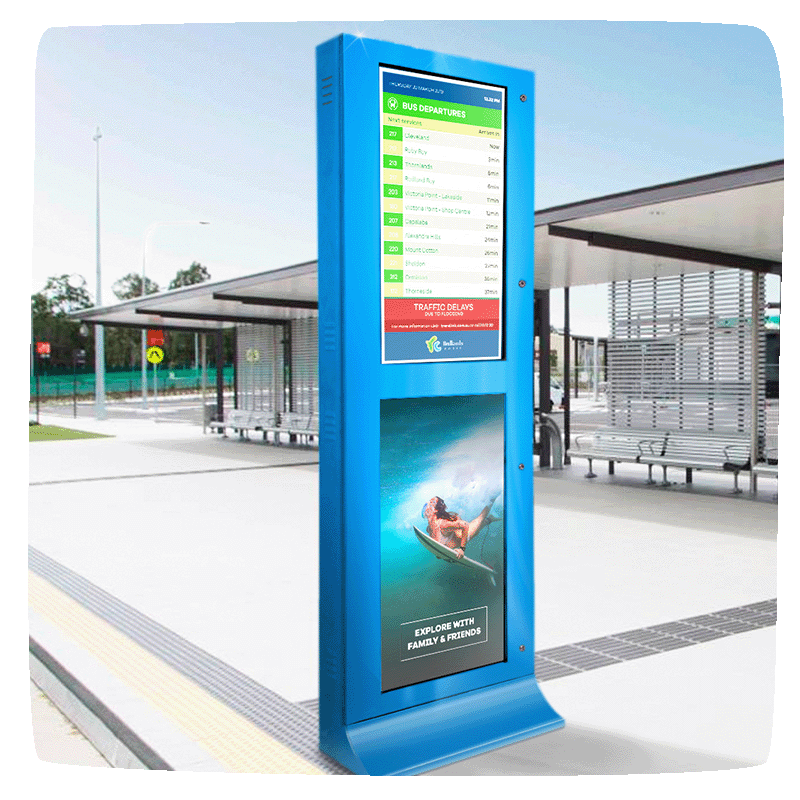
534,598 -> 776,680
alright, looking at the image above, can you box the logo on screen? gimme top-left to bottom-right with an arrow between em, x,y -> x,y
425,336 -> 441,353
388,96 -> 399,111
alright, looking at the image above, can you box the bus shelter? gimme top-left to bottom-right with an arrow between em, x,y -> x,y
533,160 -> 782,491
72,260 -> 319,425
74,161 -> 782,490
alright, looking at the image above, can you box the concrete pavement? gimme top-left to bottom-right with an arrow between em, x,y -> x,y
28,411 -> 778,775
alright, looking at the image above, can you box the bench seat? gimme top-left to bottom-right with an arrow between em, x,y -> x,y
570,428 -> 668,482
638,431 -> 751,492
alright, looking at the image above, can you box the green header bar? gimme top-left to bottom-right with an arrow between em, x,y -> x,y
383,92 -> 502,130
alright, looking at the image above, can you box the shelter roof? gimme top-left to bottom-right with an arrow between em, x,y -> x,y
72,259 -> 318,331
71,161 -> 782,329
534,160 -> 782,289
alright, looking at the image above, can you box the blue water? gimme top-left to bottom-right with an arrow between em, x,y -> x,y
380,394 -> 506,691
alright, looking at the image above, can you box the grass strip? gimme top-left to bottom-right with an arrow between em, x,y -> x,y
29,425 -> 113,442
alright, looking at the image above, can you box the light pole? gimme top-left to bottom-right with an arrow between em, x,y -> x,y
93,126 -> 106,419
141,220 -> 210,409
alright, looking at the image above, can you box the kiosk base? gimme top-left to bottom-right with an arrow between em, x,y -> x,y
321,675 -> 564,775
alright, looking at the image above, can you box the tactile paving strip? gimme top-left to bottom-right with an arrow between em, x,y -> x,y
29,571 -> 324,773
28,546 -> 348,774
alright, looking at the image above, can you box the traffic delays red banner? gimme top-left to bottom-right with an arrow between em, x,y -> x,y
383,298 -> 500,333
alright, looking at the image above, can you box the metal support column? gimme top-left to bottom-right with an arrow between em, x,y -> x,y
573,337 -> 579,398
216,330 -> 224,423
536,289 -> 551,468
563,287 -> 571,464
232,327 -> 238,410
201,333 -> 207,433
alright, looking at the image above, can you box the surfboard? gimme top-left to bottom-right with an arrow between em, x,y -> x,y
413,526 -> 495,575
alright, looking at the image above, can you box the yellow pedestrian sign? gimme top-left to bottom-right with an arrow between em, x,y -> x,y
146,345 -> 164,364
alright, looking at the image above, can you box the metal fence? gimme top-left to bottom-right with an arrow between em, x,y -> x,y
30,366 -> 234,399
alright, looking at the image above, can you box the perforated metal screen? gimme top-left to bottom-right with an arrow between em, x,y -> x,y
236,324 -> 286,412
608,269 -> 765,447
236,317 -> 318,414
289,317 -> 319,414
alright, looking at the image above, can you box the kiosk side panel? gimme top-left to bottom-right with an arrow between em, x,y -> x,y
316,36 -> 360,771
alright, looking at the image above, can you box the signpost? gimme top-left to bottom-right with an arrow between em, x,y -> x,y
73,348 -> 86,418
146,346 -> 164,420
316,35 -> 562,775
34,342 -> 50,424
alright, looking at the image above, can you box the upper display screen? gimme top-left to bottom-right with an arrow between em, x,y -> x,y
379,66 -> 506,364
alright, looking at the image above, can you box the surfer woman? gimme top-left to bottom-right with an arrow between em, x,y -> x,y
423,495 -> 499,560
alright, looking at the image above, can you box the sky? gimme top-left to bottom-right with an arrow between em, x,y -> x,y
29,16 -> 784,337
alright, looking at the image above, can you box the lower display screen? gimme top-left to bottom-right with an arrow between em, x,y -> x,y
380,393 -> 506,691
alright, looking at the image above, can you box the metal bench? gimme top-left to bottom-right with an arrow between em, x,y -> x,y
210,409 -> 319,446
638,430 -> 751,493
570,428 -> 669,483
210,409 -> 253,438
249,410 -> 278,441
274,412 -> 319,446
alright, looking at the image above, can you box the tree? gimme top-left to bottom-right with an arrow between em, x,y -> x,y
112,273 -> 160,301
31,275 -> 94,370
34,274 -> 93,315
169,261 -> 211,290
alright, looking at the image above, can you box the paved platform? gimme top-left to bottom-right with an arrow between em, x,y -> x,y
27,413 -> 779,776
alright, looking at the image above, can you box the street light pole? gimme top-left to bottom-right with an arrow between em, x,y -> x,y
93,126 -> 106,419
141,220 -> 210,410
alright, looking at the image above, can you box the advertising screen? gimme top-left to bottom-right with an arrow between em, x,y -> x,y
380,66 -> 506,363
380,394 -> 506,691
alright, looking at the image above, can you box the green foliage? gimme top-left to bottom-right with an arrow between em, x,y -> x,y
169,261 -> 210,290
31,264 -> 220,373
31,275 -> 94,370
112,273 -> 161,300
34,274 -> 93,316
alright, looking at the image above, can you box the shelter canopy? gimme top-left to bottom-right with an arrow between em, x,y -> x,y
72,161 -> 783,330
534,160 -> 782,290
72,260 -> 319,331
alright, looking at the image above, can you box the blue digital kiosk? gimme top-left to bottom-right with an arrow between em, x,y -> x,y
317,34 -> 563,775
